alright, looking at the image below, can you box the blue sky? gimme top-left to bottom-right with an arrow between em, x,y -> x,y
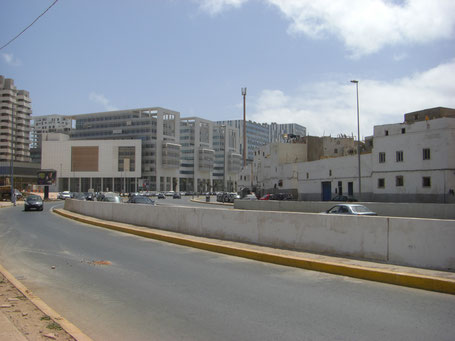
1,0 -> 455,137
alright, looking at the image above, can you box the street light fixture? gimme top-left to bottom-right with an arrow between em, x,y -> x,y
351,80 -> 361,197
241,87 -> 247,168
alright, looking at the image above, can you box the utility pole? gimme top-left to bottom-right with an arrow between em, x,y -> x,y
351,80 -> 361,197
10,91 -> 16,203
241,87 -> 247,168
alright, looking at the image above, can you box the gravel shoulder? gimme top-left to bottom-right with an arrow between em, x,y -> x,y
0,271 -> 76,341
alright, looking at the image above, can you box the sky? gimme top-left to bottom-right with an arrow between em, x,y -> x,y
1,0 -> 455,138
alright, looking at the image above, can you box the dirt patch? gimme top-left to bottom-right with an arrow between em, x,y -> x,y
0,272 -> 75,341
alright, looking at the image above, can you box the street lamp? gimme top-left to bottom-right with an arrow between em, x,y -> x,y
351,80 -> 361,197
10,90 -> 16,204
241,87 -> 247,168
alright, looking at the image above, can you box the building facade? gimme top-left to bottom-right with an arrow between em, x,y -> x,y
41,135 -> 142,193
0,76 -> 32,163
243,108 -> 455,203
70,107 -> 180,192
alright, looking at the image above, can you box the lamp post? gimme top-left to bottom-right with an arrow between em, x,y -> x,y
351,80 -> 361,197
10,91 -> 16,204
241,87 -> 247,168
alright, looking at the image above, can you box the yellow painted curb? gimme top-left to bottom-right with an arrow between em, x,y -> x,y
0,264 -> 93,341
54,208 -> 455,296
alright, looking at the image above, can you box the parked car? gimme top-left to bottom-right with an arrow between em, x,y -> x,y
226,193 -> 240,203
331,195 -> 358,202
101,195 -> 123,203
84,192 -> 95,201
173,192 -> 181,199
324,204 -> 377,216
157,193 -> 165,199
242,193 -> 258,200
274,193 -> 293,200
24,195 -> 43,211
127,195 -> 155,205
73,192 -> 87,200
58,191 -> 72,200
259,194 -> 273,200
14,189 -> 23,200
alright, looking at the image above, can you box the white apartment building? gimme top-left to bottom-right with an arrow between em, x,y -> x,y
0,76 -> 32,162
41,134 -> 142,193
244,108 -> 455,203
30,114 -> 72,148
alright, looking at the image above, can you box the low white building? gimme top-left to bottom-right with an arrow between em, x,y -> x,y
246,109 -> 455,203
41,135 -> 142,193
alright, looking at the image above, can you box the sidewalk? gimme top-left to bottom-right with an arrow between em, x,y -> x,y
54,207 -> 455,295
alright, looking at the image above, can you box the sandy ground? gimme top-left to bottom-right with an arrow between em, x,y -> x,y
0,272 -> 75,341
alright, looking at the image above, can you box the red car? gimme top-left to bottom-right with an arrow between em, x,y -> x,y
259,194 -> 273,200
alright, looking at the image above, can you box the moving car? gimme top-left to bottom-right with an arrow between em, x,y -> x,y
24,195 -> 43,211
157,193 -> 165,199
172,192 -> 181,199
127,195 -> 155,205
324,204 -> 377,216
242,194 -> 258,200
259,194 -> 273,200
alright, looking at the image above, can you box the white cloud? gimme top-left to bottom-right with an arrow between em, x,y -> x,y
249,58 -> 455,138
2,53 -> 21,66
198,0 -> 455,56
197,0 -> 248,15
89,92 -> 118,111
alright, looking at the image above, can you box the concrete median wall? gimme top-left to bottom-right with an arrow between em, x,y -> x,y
64,200 -> 455,271
234,200 -> 455,220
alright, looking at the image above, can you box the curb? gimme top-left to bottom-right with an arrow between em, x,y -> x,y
0,264 -> 93,341
54,208 -> 455,296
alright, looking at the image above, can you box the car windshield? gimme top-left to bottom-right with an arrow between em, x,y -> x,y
103,196 -> 121,203
351,205 -> 371,213
27,195 -> 42,202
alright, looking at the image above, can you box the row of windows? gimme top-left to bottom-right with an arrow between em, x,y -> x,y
378,148 -> 430,163
377,176 -> 431,188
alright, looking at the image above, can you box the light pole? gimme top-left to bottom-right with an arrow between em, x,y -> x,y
10,90 -> 16,204
351,80 -> 361,197
241,87 -> 247,168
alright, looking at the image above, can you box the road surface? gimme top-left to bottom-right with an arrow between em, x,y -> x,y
0,202 -> 454,340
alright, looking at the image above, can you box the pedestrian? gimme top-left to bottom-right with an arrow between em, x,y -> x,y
12,191 -> 16,206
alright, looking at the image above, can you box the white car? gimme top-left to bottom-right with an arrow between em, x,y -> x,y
58,191 -> 72,200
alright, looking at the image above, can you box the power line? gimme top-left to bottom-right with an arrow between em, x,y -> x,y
0,0 -> 59,51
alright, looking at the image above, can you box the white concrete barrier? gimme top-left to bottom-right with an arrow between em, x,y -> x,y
64,200 -> 455,271
234,200 -> 455,220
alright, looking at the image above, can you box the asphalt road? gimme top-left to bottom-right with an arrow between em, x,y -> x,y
0,202 -> 454,341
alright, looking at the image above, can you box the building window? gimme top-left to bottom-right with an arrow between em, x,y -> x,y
401,128 -> 406,134
306,172 -> 309,179
329,170 -> 332,176
334,148 -> 338,154
378,178 -> 385,188
396,151 -> 404,162
423,148 -> 430,160
422,177 -> 431,187
396,176 -> 404,187
385,130 -> 389,136
379,152 -> 386,163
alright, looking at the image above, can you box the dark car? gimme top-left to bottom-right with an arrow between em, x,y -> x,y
24,195 -> 43,211
273,193 -> 293,200
325,204 -> 377,216
84,192 -> 95,201
101,195 -> 122,203
173,192 -> 181,199
331,195 -> 358,202
157,193 -> 165,199
73,192 -> 87,200
127,195 -> 155,205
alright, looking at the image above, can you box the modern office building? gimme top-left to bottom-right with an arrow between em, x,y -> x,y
269,122 -> 307,143
70,107 -> 180,192
217,119 -> 306,163
41,134 -> 142,193
0,75 -> 32,162
30,114 -> 72,148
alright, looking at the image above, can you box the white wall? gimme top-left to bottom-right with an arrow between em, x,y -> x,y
65,200 -> 455,271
